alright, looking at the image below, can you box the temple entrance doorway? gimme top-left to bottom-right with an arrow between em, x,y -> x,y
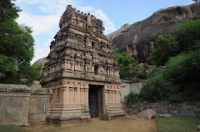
88,85 -> 104,118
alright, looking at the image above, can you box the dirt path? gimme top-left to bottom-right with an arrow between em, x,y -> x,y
25,117 -> 157,132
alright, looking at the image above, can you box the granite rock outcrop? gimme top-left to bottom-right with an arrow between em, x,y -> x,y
107,3 -> 200,62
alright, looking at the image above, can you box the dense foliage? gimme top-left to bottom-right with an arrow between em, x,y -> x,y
126,19 -> 200,102
148,35 -> 178,66
113,50 -> 147,80
0,0 -> 21,21
140,68 -> 172,101
148,19 -> 200,66
124,92 -> 141,102
163,50 -> 200,101
113,51 -> 136,80
0,0 -> 41,85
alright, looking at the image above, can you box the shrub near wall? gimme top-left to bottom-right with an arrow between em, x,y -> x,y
124,101 -> 200,116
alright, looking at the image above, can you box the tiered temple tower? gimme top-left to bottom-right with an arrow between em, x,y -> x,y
40,5 -> 124,125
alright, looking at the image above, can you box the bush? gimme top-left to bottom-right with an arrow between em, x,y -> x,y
140,68 -> 172,101
136,50 -> 200,102
113,50 -> 136,80
137,69 -> 147,79
124,92 -> 141,102
163,50 -> 200,101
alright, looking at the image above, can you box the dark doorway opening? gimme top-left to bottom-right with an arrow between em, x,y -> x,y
94,65 -> 99,75
92,41 -> 95,49
88,85 -> 103,118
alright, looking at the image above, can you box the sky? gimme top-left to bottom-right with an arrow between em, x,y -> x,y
14,0 -> 193,63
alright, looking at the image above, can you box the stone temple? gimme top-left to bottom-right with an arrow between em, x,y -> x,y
40,5 -> 125,125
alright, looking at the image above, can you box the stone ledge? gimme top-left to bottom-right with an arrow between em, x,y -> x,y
0,84 -> 31,93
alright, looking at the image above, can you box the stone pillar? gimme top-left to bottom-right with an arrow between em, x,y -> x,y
77,83 -> 80,104
108,88 -> 111,104
58,86 -> 63,103
85,85 -> 89,106
74,82 -> 78,103
66,84 -> 69,103
117,87 -> 121,103
115,87 -> 117,103
62,85 -> 67,104
52,88 -> 56,104
111,86 -> 114,103
69,84 -> 74,103
55,87 -> 58,103
80,84 -> 84,104
105,85 -> 109,105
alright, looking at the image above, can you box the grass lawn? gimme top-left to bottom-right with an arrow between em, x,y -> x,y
0,125 -> 28,132
156,115 -> 200,132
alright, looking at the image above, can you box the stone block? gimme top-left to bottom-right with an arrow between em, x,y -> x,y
134,109 -> 156,120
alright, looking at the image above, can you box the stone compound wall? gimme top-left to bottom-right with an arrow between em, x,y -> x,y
120,80 -> 142,102
0,84 -> 30,125
0,83 -> 52,125
124,101 -> 200,116
28,91 -> 52,124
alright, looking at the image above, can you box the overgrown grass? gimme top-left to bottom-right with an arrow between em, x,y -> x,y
156,115 -> 200,132
0,125 -> 28,132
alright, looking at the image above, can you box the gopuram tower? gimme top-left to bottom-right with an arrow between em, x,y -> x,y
40,5 -> 125,125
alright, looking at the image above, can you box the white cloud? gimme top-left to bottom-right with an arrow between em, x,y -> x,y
14,0 -> 116,63
32,38 -> 52,63
17,12 -> 59,36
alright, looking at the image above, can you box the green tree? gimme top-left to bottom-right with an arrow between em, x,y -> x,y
0,0 -> 41,85
0,0 -> 21,21
148,19 -> 200,66
113,50 -> 136,80
171,19 -> 200,52
140,68 -> 172,101
148,34 -> 178,66
163,50 -> 200,101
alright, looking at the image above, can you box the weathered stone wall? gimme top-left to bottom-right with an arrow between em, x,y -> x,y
0,84 -> 30,125
124,101 -> 200,116
120,80 -> 142,102
28,92 -> 52,124
0,83 -> 52,125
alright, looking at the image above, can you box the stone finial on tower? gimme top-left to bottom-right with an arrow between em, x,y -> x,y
87,13 -> 91,23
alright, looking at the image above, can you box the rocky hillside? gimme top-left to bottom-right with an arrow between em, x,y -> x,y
107,3 -> 200,63
33,57 -> 48,79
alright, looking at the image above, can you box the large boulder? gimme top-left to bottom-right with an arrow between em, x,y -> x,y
33,57 -> 48,66
134,109 -> 156,120
107,3 -> 200,63
33,57 -> 49,80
